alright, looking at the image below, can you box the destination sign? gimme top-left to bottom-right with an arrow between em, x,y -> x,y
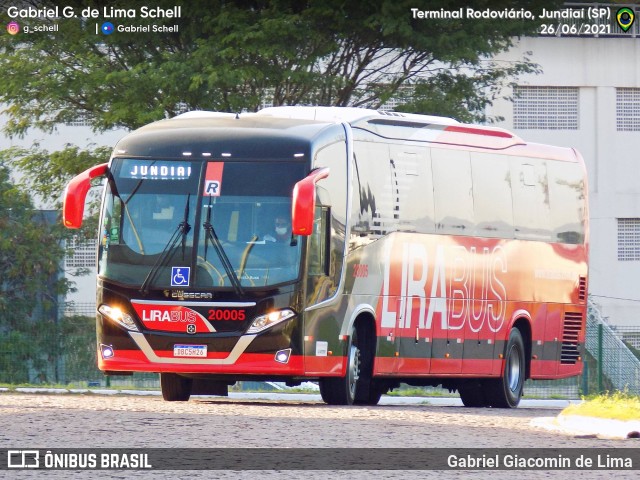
121,160 -> 192,180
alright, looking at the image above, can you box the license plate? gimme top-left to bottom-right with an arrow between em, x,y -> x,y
173,344 -> 207,357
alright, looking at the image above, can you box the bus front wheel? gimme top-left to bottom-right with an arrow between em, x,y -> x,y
160,373 -> 192,401
319,328 -> 360,405
485,328 -> 526,408
320,323 -> 379,406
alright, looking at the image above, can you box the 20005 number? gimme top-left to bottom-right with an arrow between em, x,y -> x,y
208,309 -> 246,321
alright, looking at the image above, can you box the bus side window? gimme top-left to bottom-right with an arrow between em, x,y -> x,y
547,162 -> 586,244
511,158 -> 552,241
308,206 -> 330,276
471,153 -> 514,239
101,188 -> 125,247
432,148 -> 475,235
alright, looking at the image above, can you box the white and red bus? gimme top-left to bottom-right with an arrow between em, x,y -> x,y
63,106 -> 588,407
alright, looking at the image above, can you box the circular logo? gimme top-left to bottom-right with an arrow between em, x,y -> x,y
187,324 -> 196,335
7,21 -> 20,35
101,22 -> 115,35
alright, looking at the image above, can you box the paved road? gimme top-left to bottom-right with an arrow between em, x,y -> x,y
0,392 -> 636,479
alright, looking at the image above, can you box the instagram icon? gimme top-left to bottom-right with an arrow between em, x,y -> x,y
7,21 -> 20,35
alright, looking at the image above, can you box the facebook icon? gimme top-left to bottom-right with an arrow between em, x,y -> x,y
171,267 -> 190,287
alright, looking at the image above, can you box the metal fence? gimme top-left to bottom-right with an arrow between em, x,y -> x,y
587,300 -> 640,394
0,301 -> 637,399
613,326 -> 640,350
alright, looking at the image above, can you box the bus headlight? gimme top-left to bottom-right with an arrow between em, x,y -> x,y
247,309 -> 295,334
98,304 -> 140,332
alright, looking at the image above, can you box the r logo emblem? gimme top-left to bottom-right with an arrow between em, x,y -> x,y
187,324 -> 196,334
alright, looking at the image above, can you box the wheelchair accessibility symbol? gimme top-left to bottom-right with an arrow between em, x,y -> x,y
171,267 -> 190,287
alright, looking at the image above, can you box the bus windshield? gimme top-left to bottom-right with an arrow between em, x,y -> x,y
98,158 -> 305,289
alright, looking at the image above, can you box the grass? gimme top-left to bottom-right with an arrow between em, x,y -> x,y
385,387 -> 451,397
0,382 -> 158,392
561,391 -> 640,421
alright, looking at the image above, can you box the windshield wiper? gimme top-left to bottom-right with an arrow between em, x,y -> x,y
139,194 -> 191,295
203,198 -> 244,296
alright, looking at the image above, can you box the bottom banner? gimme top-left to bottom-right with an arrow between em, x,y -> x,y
2,448 -> 638,470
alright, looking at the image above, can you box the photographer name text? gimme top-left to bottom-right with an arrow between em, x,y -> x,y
7,5 -> 181,19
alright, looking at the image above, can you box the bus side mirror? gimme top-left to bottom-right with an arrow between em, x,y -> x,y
63,163 -> 108,229
291,167 -> 329,235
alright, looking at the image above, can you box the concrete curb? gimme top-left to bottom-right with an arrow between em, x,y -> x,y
532,414 -> 640,439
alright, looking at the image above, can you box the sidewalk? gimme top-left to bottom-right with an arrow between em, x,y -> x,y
532,413 -> 640,439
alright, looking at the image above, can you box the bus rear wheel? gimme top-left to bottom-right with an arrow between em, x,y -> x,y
160,373 -> 192,401
458,380 -> 487,407
485,328 -> 525,408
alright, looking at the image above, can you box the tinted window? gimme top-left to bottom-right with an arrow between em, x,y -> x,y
471,153 -> 514,239
432,148 -> 475,235
547,161 -> 586,244
353,141 -> 396,237
511,158 -> 552,241
312,142 -> 348,301
99,159 -> 306,289
390,144 -> 435,234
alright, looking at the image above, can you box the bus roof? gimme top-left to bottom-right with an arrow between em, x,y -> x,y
117,107 -> 575,159
113,112 -> 345,159
179,107 -> 524,150
252,107 -> 578,160
256,106 -> 460,125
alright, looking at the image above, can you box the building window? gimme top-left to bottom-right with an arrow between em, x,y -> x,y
616,88 -> 640,132
617,218 -> 640,261
66,237 -> 97,268
65,111 -> 92,127
513,86 -> 579,130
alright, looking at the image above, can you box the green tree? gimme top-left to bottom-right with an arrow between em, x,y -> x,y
0,164 -> 69,382
0,144 -> 111,209
0,0 -> 559,135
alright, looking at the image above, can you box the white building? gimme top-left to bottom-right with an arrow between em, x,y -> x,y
488,34 -> 640,327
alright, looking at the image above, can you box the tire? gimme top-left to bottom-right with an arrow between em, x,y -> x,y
319,327 -> 360,405
458,380 -> 487,408
357,386 -> 383,406
354,323 -> 382,406
320,323 -> 379,405
160,373 -> 193,401
485,328 -> 526,408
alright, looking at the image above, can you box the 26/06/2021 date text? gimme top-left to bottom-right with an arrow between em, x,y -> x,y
538,23 -> 611,35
